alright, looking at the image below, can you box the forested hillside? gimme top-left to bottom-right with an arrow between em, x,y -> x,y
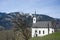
0,12 -> 60,30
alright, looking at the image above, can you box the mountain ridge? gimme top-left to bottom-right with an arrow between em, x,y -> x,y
0,12 -> 60,30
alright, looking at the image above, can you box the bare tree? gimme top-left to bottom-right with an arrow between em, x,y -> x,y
12,13 -> 31,40
51,20 -> 56,32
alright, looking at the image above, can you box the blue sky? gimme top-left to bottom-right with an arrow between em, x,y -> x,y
0,0 -> 60,18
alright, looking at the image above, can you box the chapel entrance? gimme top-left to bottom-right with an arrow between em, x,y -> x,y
35,34 -> 37,37
35,30 -> 38,37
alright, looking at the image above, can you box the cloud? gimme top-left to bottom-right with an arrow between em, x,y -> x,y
0,0 -> 60,18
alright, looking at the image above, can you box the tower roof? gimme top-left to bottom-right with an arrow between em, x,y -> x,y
34,11 -> 36,17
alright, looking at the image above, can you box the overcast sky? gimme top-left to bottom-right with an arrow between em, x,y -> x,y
0,0 -> 60,18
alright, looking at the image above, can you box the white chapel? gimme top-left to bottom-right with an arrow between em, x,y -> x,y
31,12 -> 54,37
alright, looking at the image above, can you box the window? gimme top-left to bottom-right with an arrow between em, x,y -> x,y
34,19 -> 35,21
52,31 -> 53,33
39,31 -> 41,34
35,30 -> 37,33
43,30 -> 44,34
36,34 -> 37,37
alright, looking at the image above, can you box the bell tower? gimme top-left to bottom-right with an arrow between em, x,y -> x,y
33,11 -> 36,23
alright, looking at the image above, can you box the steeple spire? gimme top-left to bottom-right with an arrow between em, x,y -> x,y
33,10 -> 37,23
34,10 -> 36,17
35,10 -> 36,15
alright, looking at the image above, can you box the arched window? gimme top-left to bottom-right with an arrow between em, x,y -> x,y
39,30 -> 41,34
52,31 -> 53,33
35,30 -> 37,33
34,19 -> 35,21
43,30 -> 44,34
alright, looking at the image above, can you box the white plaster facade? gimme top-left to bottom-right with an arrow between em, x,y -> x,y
32,28 -> 54,37
32,13 -> 55,37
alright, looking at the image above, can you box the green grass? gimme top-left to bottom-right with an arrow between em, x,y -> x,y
30,32 -> 60,40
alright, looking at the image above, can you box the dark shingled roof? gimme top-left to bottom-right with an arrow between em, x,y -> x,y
32,21 -> 53,28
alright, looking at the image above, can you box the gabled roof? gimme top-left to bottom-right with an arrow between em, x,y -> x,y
32,21 -> 53,28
